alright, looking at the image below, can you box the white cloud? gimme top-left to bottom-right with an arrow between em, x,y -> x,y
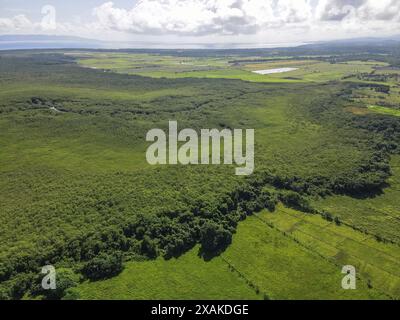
92,0 -> 314,36
0,12 -> 93,36
357,0 -> 400,21
314,0 -> 400,35
316,0 -> 400,22
0,1 -> 400,43
0,14 -> 33,31
92,0 -> 400,38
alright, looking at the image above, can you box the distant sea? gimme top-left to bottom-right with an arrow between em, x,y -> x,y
0,39 -> 308,51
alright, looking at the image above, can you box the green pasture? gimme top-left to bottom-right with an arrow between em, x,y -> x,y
74,206 -> 384,300
368,105 -> 400,117
76,53 -> 379,83
313,156 -> 400,244
262,204 -> 400,298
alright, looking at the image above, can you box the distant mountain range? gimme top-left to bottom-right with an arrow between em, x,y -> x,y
1,34 -> 400,51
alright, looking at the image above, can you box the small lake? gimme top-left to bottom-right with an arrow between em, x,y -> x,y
252,68 -> 299,75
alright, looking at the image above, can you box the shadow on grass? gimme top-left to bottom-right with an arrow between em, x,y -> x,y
196,242 -> 231,262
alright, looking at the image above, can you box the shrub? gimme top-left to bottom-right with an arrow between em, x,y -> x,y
62,288 -> 81,300
81,252 -> 123,281
10,273 -> 34,300
278,191 -> 314,213
42,268 -> 80,300
258,190 -> 278,212
200,221 -> 232,255
0,286 -> 11,300
141,236 -> 158,259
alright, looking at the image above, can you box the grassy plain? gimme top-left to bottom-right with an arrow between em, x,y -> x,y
75,205 -> 385,300
313,156 -> 400,245
263,204 -> 400,299
368,105 -> 400,117
75,247 -> 261,300
76,53 -> 382,83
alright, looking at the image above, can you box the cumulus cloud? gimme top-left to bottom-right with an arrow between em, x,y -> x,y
92,0 -> 400,37
0,14 -> 33,31
1,0 -> 400,41
312,0 -> 400,35
316,0 -> 400,22
0,12 -> 85,35
93,0 -> 313,36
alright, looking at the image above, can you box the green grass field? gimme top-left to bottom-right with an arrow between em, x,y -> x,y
368,105 -> 400,117
76,53 -> 380,84
313,156 -> 400,245
74,247 -> 261,300
261,205 -> 400,298
74,204 -> 385,300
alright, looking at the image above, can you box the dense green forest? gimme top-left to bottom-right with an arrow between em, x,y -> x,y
0,47 -> 399,300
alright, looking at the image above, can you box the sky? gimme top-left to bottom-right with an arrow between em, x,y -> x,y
1,0 -> 400,45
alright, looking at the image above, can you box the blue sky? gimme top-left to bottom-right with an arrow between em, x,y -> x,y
0,0 -> 399,45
